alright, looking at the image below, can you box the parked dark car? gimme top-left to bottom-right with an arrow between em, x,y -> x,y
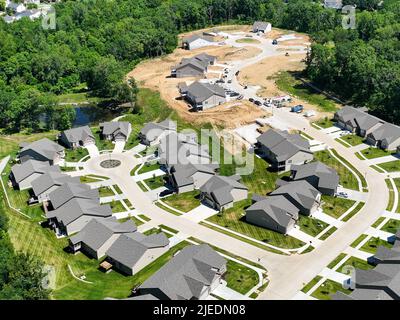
254,100 -> 262,106
237,95 -> 244,100
272,39 -> 278,45
249,97 -> 254,102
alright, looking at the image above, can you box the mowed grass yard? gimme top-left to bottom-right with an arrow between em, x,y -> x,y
224,260 -> 259,294
314,150 -> 359,190
162,190 -> 201,213
378,160 -> 400,173
338,134 -> 365,147
360,147 -> 394,159
207,199 -> 305,249
321,195 -> 355,219
64,147 -> 89,162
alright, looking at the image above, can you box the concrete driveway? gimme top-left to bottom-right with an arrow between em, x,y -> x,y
112,140 -> 125,153
184,204 -> 219,223
85,143 -> 99,157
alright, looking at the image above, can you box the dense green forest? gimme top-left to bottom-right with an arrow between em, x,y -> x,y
0,0 -> 399,132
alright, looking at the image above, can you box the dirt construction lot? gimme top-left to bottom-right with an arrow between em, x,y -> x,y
128,44 -> 265,128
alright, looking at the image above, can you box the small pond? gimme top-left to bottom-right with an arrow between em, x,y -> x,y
72,105 -> 124,127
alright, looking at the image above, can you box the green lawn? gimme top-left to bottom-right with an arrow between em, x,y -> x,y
298,215 -> 329,237
319,226 -> 337,240
80,175 -> 108,183
312,118 -> 335,129
360,237 -> 393,254
64,148 -> 89,162
337,134 -> 365,147
162,190 -> 201,213
311,279 -> 352,300
301,276 -> 322,293
337,256 -> 374,274
224,260 -> 259,294
118,216 -> 144,227
236,38 -> 260,44
199,221 -> 285,254
378,160 -> 400,173
109,200 -> 126,213
314,150 -> 360,191
91,126 -> 114,151
240,156 -> 289,195
159,224 -> 179,234
350,234 -> 369,248
360,147 -> 394,159
386,179 -> 395,211
371,217 -> 386,229
275,72 -> 338,113
98,186 -> 116,197
394,178 -> 400,213
321,195 -> 355,219
138,161 -> 160,174
206,199 -> 305,249
53,241 -> 191,300
342,202 -> 365,222
155,202 -> 182,216
143,228 -> 173,238
381,219 -> 400,234
327,253 -> 347,269
143,175 -> 166,190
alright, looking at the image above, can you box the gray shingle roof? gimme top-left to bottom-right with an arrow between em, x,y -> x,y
246,195 -> 299,228
159,132 -> 211,166
186,81 -> 226,104
140,119 -> 177,142
270,180 -> 320,211
356,264 -> 400,298
48,182 -> 99,210
257,129 -> 311,162
10,160 -> 60,184
369,123 -> 400,144
31,172 -> 80,197
139,244 -> 226,300
291,161 -> 339,191
61,126 -> 94,144
183,34 -> 214,45
46,198 -> 112,226
19,138 -> 64,161
106,232 -> 169,269
170,163 -> 216,188
253,21 -> 270,31
374,245 -> 400,264
100,121 -> 131,138
173,53 -> 216,73
200,175 -> 248,206
69,217 -> 137,250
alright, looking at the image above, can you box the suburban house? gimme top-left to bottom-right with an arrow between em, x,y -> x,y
69,217 -> 137,259
7,1 -> 26,13
324,0 -> 343,9
256,129 -> 313,172
246,194 -> 299,234
373,245 -> 400,265
270,180 -> 321,215
366,123 -> 400,151
46,198 -> 112,236
182,81 -> 226,111
290,161 -> 339,196
199,175 -> 248,211
182,35 -> 215,50
171,53 -> 217,78
333,241 -> 400,300
31,171 -> 80,203
18,138 -> 65,165
136,244 -> 226,300
47,182 -> 99,210
100,121 -> 132,142
168,163 -> 217,194
252,21 -> 272,33
9,160 -> 60,190
139,119 -> 177,146
158,131 -> 212,168
334,106 -> 400,150
58,126 -> 95,149
334,106 -> 384,137
105,232 -> 169,276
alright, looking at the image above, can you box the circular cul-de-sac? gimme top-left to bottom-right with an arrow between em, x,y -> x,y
100,159 -> 121,168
